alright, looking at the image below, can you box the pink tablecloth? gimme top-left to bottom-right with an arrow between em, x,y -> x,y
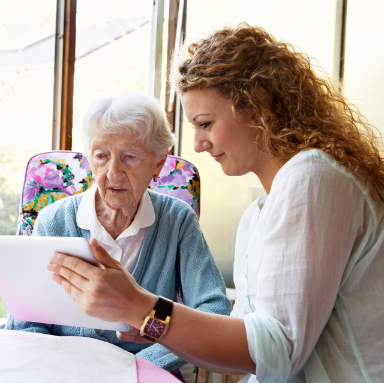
0,329 -> 179,383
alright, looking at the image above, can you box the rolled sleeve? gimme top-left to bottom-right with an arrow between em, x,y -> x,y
244,309 -> 292,382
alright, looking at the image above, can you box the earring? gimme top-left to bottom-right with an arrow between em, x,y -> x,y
153,175 -> 159,182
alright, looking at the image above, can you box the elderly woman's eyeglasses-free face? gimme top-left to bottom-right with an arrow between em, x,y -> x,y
88,133 -> 165,211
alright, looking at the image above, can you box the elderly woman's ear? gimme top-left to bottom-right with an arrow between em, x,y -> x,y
153,154 -> 168,182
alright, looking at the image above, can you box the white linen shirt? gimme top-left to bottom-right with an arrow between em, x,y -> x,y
231,149 -> 384,383
76,184 -> 155,274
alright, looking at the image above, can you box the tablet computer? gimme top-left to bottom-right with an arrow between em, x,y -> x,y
0,236 -> 129,332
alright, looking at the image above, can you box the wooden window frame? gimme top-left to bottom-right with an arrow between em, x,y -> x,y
333,0 -> 348,93
52,0 -> 76,151
166,0 -> 187,156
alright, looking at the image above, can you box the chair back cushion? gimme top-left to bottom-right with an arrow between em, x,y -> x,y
17,151 -> 93,236
17,152 -> 200,236
149,155 -> 200,218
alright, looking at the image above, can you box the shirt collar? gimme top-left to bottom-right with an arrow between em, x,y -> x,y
257,192 -> 268,210
76,184 -> 155,241
118,188 -> 155,239
76,184 -> 98,231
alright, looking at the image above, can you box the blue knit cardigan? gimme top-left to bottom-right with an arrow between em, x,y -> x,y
6,190 -> 232,371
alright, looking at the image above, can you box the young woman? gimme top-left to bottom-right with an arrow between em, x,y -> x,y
47,24 -> 384,382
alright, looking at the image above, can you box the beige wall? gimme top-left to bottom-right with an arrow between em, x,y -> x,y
343,0 -> 384,134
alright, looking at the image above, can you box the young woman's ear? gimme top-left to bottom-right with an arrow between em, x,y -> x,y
258,86 -> 271,108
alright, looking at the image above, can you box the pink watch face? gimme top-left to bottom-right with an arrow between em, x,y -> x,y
145,318 -> 166,339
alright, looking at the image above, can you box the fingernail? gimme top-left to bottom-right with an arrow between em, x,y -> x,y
47,263 -> 54,271
52,253 -> 59,260
52,274 -> 58,281
93,238 -> 100,249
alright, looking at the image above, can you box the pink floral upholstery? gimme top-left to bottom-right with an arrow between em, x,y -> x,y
149,156 -> 200,218
17,151 -> 200,236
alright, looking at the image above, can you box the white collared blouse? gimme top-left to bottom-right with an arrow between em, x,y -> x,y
76,184 -> 155,274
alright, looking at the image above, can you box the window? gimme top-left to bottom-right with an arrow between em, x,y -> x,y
71,0 -> 153,152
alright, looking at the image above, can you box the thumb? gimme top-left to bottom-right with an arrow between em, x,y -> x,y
90,238 -> 122,270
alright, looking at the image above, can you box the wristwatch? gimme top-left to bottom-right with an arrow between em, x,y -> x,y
140,296 -> 173,342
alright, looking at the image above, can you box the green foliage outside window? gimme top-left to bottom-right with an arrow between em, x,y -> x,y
0,145 -> 37,235
0,298 -> 7,318
0,175 -> 20,236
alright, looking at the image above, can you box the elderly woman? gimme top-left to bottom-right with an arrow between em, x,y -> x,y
6,91 -> 232,376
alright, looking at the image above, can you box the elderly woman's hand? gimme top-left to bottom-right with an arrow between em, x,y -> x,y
47,238 -> 157,329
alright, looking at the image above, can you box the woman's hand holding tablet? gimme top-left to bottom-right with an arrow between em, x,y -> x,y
48,237 -> 156,330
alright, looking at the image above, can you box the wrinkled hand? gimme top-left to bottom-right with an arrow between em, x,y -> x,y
47,238 -> 156,328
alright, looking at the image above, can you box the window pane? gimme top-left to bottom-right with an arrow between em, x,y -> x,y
182,0 -> 336,286
0,0 -> 56,317
71,0 -> 153,152
344,0 -> 384,134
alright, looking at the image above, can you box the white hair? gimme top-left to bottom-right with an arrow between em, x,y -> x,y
81,91 -> 175,158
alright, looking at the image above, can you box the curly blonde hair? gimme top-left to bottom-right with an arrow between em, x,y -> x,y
173,23 -> 384,201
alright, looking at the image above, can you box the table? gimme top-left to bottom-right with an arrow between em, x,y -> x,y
0,329 -> 179,383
